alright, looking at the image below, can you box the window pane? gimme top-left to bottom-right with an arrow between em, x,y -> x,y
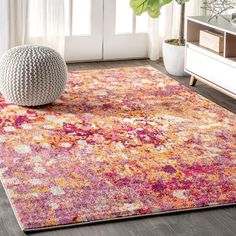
64,0 -> 70,36
116,0 -> 133,34
136,13 -> 149,33
72,0 -> 91,36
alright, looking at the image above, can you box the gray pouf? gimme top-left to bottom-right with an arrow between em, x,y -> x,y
0,45 -> 67,106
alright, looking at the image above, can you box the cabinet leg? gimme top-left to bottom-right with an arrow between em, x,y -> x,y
190,76 -> 197,86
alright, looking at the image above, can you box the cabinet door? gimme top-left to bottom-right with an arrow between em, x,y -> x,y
186,45 -> 236,95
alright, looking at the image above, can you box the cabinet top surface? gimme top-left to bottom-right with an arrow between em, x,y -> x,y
187,16 -> 236,35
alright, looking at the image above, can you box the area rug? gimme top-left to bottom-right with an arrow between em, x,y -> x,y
0,66 -> 235,232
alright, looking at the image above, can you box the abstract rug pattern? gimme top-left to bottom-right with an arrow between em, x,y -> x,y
0,66 -> 235,231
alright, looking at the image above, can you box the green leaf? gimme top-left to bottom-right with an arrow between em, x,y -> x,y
148,0 -> 172,18
130,0 -> 173,18
130,0 -> 149,16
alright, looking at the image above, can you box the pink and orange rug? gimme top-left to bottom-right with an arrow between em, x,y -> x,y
0,66 -> 235,231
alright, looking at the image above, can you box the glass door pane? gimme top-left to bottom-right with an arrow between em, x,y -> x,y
136,13 -> 149,33
104,0 -> 149,60
72,0 -> 91,35
115,0 -> 133,34
64,0 -> 103,62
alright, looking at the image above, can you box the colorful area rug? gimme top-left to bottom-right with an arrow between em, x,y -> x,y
0,66 -> 235,231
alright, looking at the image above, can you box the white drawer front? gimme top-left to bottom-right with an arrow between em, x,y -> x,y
186,46 -> 236,94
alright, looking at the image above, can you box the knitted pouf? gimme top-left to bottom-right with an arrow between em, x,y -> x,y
0,45 -> 67,106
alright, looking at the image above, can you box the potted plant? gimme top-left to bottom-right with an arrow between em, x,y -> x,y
130,0 -> 189,76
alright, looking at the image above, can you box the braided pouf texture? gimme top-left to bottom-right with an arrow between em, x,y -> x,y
0,45 -> 67,106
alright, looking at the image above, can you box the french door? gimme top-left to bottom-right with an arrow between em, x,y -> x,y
64,0 -> 149,62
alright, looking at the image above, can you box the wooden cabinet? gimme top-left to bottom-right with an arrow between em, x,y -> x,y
185,16 -> 236,99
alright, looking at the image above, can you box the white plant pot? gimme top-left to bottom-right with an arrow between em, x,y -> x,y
163,40 -> 188,76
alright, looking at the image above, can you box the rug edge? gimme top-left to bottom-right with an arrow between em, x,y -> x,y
2,177 -> 235,233
23,202 -> 236,232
